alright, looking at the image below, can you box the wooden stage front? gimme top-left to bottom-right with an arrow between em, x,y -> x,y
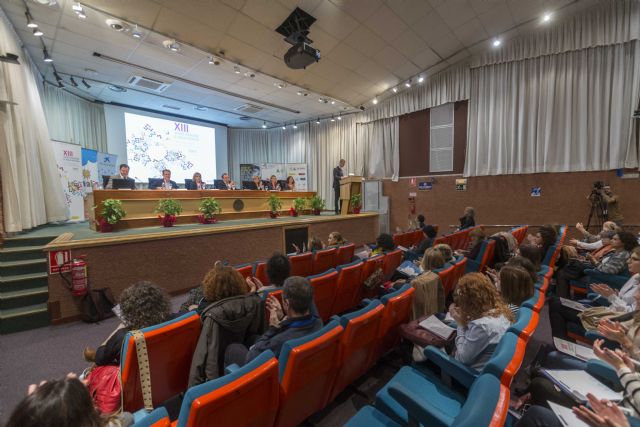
44,212 -> 379,323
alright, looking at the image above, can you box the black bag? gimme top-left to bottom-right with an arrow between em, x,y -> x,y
80,288 -> 116,323
561,259 -> 590,280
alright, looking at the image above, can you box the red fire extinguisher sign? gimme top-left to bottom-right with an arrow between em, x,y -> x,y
49,250 -> 72,274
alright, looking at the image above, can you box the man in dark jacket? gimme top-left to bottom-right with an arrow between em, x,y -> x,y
333,159 -> 345,214
224,276 -> 322,367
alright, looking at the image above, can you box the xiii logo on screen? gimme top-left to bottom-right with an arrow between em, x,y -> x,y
174,122 -> 189,132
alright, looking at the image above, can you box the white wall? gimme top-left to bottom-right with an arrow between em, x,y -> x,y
103,104 -> 228,179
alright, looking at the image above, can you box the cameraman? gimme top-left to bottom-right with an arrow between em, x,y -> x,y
601,184 -> 623,226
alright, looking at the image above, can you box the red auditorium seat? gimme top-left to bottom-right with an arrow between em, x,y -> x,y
275,321 -> 343,427
335,243 -> 356,266
289,252 -> 313,277
361,254 -> 385,299
308,269 -> 339,321
436,264 -> 457,296
382,249 -> 403,281
234,263 -> 253,279
121,312 -> 201,412
374,284 -> 415,360
254,261 -> 270,287
312,247 -> 337,275
331,260 -> 364,315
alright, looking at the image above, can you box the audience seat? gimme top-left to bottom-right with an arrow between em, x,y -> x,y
330,300 -> 385,399
132,407 -> 171,427
436,264 -> 457,297
120,312 -> 201,412
308,269 -> 339,321
331,260 -> 364,315
510,225 -> 529,245
275,321 -> 343,427
289,252 -> 313,277
382,250 -> 403,281
234,263 -> 253,279
335,243 -> 356,266
522,289 -> 545,313
465,240 -> 495,273
450,257 -> 468,293
361,254 -> 385,299
507,307 -> 539,340
312,248 -> 337,275
254,261 -> 270,287
261,289 -> 284,325
172,350 -> 279,427
374,284 -> 415,360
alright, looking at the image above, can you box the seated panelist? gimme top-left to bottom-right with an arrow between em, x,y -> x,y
285,176 -> 296,191
246,175 -> 265,191
105,163 -> 135,189
157,169 -> 178,190
267,175 -> 281,191
187,172 -> 206,190
215,173 -> 236,190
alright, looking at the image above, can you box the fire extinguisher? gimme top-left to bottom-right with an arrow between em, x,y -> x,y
70,256 -> 88,297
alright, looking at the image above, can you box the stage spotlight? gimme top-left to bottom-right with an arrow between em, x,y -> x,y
81,78 -> 91,89
492,38 -> 502,47
33,28 -> 43,36
293,123 -> 298,129
25,11 -> 38,28
262,122 -> 267,129
282,125 -> 286,129
234,66 -> 241,74
418,76 -> 424,83
372,97 -> 378,105
330,116 -> 335,122
404,81 -> 411,88
70,76 -> 78,87
337,115 -> 342,120
542,13 -> 551,23
392,87 -> 398,93
315,118 -> 320,124
43,48 -> 53,62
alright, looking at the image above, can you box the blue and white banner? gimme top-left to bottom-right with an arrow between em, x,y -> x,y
97,152 -> 118,181
81,148 -> 99,193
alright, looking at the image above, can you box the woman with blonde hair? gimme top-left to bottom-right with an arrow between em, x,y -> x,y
410,248 -> 446,319
447,273 -> 514,370
327,231 -> 346,247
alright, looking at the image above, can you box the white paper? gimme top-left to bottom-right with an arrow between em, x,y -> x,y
397,245 -> 409,252
418,315 -> 456,340
553,337 -> 596,362
548,401 -> 589,427
560,298 -> 587,312
543,369 -> 623,402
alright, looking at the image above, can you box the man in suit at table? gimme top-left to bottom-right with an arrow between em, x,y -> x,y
333,159 -> 345,214
215,172 -> 237,190
105,163 -> 135,189
157,168 -> 178,190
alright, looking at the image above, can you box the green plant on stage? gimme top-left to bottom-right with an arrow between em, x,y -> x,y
268,194 -> 283,213
100,199 -> 126,224
308,195 -> 325,211
155,198 -> 182,216
293,197 -> 307,213
199,197 -> 221,219
350,193 -> 362,209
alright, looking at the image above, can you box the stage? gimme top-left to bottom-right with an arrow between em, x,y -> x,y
42,212 -> 379,323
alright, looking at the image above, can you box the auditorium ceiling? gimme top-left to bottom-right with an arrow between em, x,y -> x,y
1,0 -> 596,127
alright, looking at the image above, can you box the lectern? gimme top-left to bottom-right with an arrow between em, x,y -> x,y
339,176 -> 363,215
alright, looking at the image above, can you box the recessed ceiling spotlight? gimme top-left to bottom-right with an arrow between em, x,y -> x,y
492,38 -> 502,47
297,90 -> 308,96
43,48 -> 52,62
162,39 -> 180,52
72,3 -> 86,19
81,78 -> 91,89
244,71 -> 256,78
234,66 -> 241,74
418,76 -> 424,83
32,27 -> 43,36
318,98 -> 329,103
331,100 -> 336,105
274,82 -> 287,89
392,87 -> 398,93
194,105 -> 207,111
372,97 -> 378,105
33,0 -> 57,5
262,122 -> 267,129
108,85 -> 127,92
405,81 -> 411,88
542,13 -> 551,22
208,55 -> 221,65
105,19 -> 127,31
25,11 -> 38,28
70,76 -> 78,87
132,25 -> 142,38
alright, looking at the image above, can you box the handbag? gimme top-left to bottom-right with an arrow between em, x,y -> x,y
87,365 -> 122,414
363,267 -> 384,290
80,288 -> 116,323
399,315 -> 457,348
578,306 -> 624,331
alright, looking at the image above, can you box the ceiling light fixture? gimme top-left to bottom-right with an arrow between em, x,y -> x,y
72,3 -> 86,19
282,124 -> 286,129
43,48 -> 52,62
105,19 -> 127,31
315,118 -> 320,124
337,114 -> 342,120
274,82 -> 286,89
262,122 -> 267,129
132,25 -> 142,38
297,90 -> 308,96
208,55 -> 221,66
542,13 -> 551,22
244,71 -> 255,78
194,105 -> 207,111
33,27 -> 43,36
81,78 -> 91,89
372,97 -> 378,105
492,38 -> 502,47
70,76 -> 78,87
418,76 -> 425,83
293,123 -> 298,129
234,66 -> 241,74
162,39 -> 180,52
405,80 -> 411,88
330,116 -> 335,122
108,85 -> 127,92
392,87 -> 398,93
331,100 -> 336,105
25,11 -> 38,28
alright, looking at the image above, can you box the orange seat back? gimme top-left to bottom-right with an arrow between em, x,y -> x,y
478,239 -> 496,272
234,264 -> 253,279
361,255 -> 385,299
331,301 -> 384,399
121,312 -> 201,412
375,285 -> 415,359
312,248 -> 337,275
382,250 -> 403,281
437,264 -> 457,296
275,322 -> 343,427
308,269 -> 339,321
289,252 -> 313,277
262,289 -> 284,326
332,261 -> 364,315
335,243 -> 355,266
254,262 -> 270,287
176,351 -> 279,427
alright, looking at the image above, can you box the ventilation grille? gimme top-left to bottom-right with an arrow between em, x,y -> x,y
162,104 -> 181,110
234,104 -> 264,114
239,116 -> 252,121
127,75 -> 171,92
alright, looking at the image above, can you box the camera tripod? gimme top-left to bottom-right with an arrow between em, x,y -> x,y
586,190 -> 608,231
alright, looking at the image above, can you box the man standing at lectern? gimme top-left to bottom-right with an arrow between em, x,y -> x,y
333,159 -> 345,215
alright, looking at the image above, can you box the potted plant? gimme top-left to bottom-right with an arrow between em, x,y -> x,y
155,198 -> 182,227
350,193 -> 362,214
308,195 -> 325,215
198,197 -> 221,224
268,194 -> 282,218
291,197 -> 307,217
98,199 -> 126,232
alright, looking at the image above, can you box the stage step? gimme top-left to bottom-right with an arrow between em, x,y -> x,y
0,303 -> 50,334
0,246 -> 47,262
0,258 -> 48,276
0,272 -> 49,293
2,235 -> 56,249
0,286 -> 49,310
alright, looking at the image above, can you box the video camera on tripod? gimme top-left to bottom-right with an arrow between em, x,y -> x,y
586,181 -> 608,230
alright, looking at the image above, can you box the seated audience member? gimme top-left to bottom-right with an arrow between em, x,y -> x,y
189,263 -> 262,386
526,225 -> 557,258
497,231 -> 519,257
6,375 -> 133,427
105,163 -> 134,189
84,281 -> 171,366
517,244 -> 543,272
433,243 -> 456,264
224,276 -> 322,367
445,273 -> 513,370
187,172 -> 206,190
266,175 -> 281,191
246,253 -> 290,292
293,236 -> 324,254
492,265 -> 535,317
285,175 -> 296,191
327,231 -> 346,247
505,256 -> 540,284
371,233 -> 395,256
555,231 -> 637,298
403,225 -> 438,262
157,168 -> 178,190
549,247 -> 640,340
573,221 -> 619,246
456,227 -> 486,260
458,206 -> 475,230
564,230 -> 615,267
410,248 -> 446,319
216,172 -> 236,190
417,214 -> 426,230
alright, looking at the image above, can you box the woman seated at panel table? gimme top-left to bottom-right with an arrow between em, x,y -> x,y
285,176 -> 296,191
187,172 -> 206,190
266,175 -> 281,191
245,175 -> 265,191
